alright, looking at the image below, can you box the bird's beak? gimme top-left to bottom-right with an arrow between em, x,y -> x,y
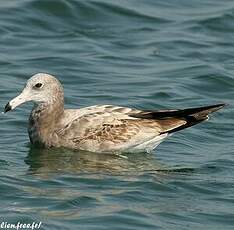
4,102 -> 12,113
4,90 -> 29,113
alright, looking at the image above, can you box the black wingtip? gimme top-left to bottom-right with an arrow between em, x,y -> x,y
130,103 -> 227,120
4,102 -> 12,113
204,103 -> 228,113
160,103 -> 227,134
219,103 -> 228,108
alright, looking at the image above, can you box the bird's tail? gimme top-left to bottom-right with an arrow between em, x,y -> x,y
130,103 -> 226,134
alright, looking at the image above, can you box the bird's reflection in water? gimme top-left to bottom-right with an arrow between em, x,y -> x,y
25,146 -> 169,177
25,146 -> 195,178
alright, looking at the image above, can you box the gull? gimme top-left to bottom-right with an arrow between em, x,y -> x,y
4,73 -> 225,153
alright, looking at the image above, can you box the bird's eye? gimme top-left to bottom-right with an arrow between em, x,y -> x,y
34,83 -> 43,89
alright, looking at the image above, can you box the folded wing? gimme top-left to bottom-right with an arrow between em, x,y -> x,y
56,103 -> 225,152
129,103 -> 226,134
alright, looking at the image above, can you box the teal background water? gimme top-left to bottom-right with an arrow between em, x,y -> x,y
0,0 -> 234,229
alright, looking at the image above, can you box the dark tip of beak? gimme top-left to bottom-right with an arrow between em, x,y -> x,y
4,102 -> 12,113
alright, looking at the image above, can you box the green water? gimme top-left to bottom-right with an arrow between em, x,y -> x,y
0,0 -> 234,229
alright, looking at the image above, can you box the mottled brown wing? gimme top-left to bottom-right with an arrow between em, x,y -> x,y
71,119 -> 141,145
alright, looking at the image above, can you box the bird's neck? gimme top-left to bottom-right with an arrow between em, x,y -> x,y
28,99 -> 64,146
